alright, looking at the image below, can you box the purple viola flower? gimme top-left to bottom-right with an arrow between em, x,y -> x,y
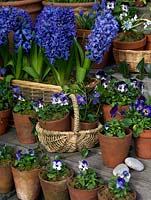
116,176 -> 125,189
12,86 -> 21,94
76,94 -> 86,105
27,149 -> 35,156
115,81 -> 128,93
79,160 -> 88,171
89,92 -> 100,105
110,105 -> 118,118
142,105 -> 151,117
0,68 -> 6,76
52,160 -> 62,171
16,149 -> 22,161
34,6 -> 76,64
92,2 -> 100,11
135,102 -> 144,112
85,9 -> 119,64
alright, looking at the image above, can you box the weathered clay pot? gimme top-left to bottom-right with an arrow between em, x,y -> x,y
42,1 -> 94,14
0,109 -> 11,135
39,169 -> 74,200
0,165 -> 14,193
38,112 -> 70,131
11,166 -> 41,200
102,104 -> 129,122
113,33 -> 146,50
68,182 -> 103,200
135,129 -> 151,159
13,112 -> 37,144
71,116 -> 98,131
0,0 -> 42,22
98,129 -> 132,168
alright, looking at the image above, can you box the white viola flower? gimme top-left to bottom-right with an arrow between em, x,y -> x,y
121,4 -> 128,12
120,170 -> 131,182
106,1 -> 115,10
119,12 -> 127,20
18,95 -> 25,101
79,160 -> 88,171
52,160 -> 62,171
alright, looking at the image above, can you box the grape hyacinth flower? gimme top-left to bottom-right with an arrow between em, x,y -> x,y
85,9 -> 119,64
79,160 -> 89,171
52,160 -> 62,171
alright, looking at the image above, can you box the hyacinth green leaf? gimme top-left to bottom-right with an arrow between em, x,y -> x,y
23,67 -> 39,81
16,46 -> 23,79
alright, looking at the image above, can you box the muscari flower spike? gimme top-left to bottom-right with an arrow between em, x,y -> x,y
52,160 -> 62,171
79,160 -> 89,171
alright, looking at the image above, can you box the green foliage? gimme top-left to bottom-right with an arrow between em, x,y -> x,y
0,144 -> 14,166
71,167 -> 104,190
38,104 -> 69,121
80,148 -> 89,158
13,97 -> 37,115
46,0 -> 95,2
0,79 -> 14,110
13,148 -> 45,171
108,176 -> 130,199
102,118 -> 132,138
41,158 -> 71,182
96,77 -> 142,106
124,98 -> 151,137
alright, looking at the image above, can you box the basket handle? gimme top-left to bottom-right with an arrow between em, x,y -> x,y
69,94 -> 80,134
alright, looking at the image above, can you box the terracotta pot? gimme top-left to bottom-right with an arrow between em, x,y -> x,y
0,0 -> 42,22
13,112 -> 37,144
68,182 -> 103,200
71,116 -> 98,131
97,186 -> 137,200
113,34 -> 146,50
42,1 -> 94,14
38,112 -> 70,131
145,34 -> 151,50
11,166 -> 41,200
98,129 -> 132,168
102,104 -> 129,122
0,109 -> 11,135
39,169 -> 74,200
76,29 -> 111,68
0,165 -> 14,193
135,130 -> 151,159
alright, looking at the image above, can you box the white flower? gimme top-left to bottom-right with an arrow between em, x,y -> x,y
79,160 -> 88,171
18,95 -> 25,101
106,1 -> 115,10
119,12 -> 128,20
52,160 -> 62,171
121,4 -> 128,12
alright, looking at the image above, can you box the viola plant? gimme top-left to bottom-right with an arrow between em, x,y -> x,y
102,118 -> 132,138
69,159 -> 104,190
34,5 -> 76,86
74,8 -> 119,83
74,84 -> 101,123
38,92 -> 70,121
107,171 -> 134,199
124,95 -> 151,137
96,70 -> 144,106
0,144 -> 14,166
13,148 -> 44,171
0,79 -> 15,111
40,157 -> 71,181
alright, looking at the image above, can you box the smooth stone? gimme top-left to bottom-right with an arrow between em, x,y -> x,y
125,157 -> 144,171
113,163 -> 129,176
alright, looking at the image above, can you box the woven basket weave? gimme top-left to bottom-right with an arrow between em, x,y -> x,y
113,48 -> 151,72
36,94 -> 102,153
0,77 -> 62,103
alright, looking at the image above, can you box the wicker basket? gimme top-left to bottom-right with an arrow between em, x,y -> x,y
113,48 -> 151,72
0,77 -> 62,103
36,94 -> 102,153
